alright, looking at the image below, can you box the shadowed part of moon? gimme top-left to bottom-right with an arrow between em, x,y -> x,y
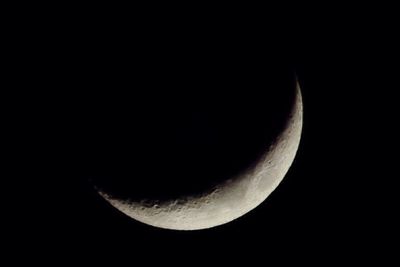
91,79 -> 303,230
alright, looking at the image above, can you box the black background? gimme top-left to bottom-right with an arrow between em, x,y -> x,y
7,5 -> 396,264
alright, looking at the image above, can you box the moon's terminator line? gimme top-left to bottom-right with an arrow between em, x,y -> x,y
96,83 -> 303,230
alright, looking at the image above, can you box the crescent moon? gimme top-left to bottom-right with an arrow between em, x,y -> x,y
96,83 -> 303,230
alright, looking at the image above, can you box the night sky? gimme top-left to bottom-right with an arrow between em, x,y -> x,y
9,8 -> 393,264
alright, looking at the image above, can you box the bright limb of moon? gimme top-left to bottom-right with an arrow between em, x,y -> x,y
97,83 -> 303,230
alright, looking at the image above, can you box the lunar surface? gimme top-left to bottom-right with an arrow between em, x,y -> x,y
95,83 -> 303,230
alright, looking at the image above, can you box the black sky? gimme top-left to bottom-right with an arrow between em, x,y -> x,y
8,7 -> 395,264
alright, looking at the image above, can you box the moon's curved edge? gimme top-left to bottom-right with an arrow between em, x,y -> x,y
98,84 -> 303,230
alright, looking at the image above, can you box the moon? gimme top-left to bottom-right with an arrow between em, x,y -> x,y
95,83 -> 303,230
